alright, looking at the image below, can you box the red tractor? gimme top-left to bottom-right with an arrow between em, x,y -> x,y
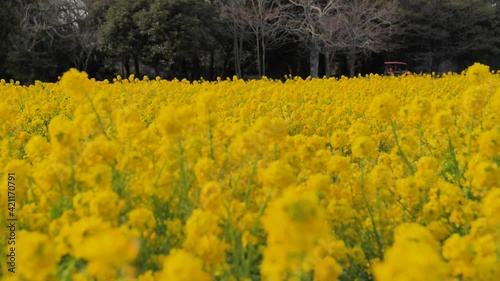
384,61 -> 410,76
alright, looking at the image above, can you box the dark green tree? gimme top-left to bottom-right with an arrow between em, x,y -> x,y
4,0 -> 92,83
94,0 -> 151,77
398,0 -> 497,72
140,0 -> 220,79
0,1 -> 17,79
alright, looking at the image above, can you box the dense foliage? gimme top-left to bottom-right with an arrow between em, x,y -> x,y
1,64 -> 499,280
1,0 -> 499,83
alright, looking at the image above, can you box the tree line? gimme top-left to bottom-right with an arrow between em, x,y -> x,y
1,0 -> 499,84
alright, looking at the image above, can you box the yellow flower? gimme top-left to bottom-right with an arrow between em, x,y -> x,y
157,249 -> 212,281
166,218 -> 184,245
351,136 -> 377,159
466,62 -> 491,84
313,256 -> 343,281
261,189 -> 328,279
197,90 -> 218,116
48,115 -> 79,148
426,220 -> 452,242
76,226 -> 140,279
128,207 -> 157,233
81,163 -> 113,190
155,105 -> 183,137
155,105 -> 195,138
93,90 -> 113,113
24,135 -> 50,163
368,163 -> 394,189
415,156 -> 439,188
194,234 -> 229,264
183,209 -> 228,266
81,135 -> 120,166
478,129 -> 500,157
442,233 -> 467,261
258,160 -> 296,191
194,157 -> 217,185
368,93 -> 399,122
481,188 -> 500,226
347,121 -> 372,142
469,161 -> 500,196
115,106 -> 146,140
137,271 -> 156,281
88,189 -> 124,221
4,160 -> 31,203
5,59 -> 500,281
462,85 -> 490,115
0,102 -> 10,124
374,223 -> 449,281
60,68 -> 89,100
490,88 -> 500,112
199,181 -> 225,216
17,230 -> 60,281
184,209 -> 222,238
330,130 -> 348,149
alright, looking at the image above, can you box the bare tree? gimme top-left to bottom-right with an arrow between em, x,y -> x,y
334,0 -> 399,77
215,0 -> 248,77
14,0 -> 89,46
58,0 -> 96,71
216,0 -> 289,77
240,0 -> 289,76
278,0 -> 342,78
279,0 -> 399,77
8,0 -> 95,82
12,0 -> 95,69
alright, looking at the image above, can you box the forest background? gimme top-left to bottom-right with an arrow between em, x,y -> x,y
0,0 -> 499,84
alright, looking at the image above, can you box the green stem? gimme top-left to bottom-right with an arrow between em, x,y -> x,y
418,121 -> 423,158
391,122 -> 415,175
84,91 -> 110,140
468,114 -> 475,159
107,112 -> 116,137
225,206 -> 241,277
252,189 -> 273,234
217,145 -> 230,180
360,161 -> 384,260
497,225 -> 500,259
445,131 -> 465,189
154,159 -> 168,187
208,110 -> 215,160
177,140 -> 191,216
244,159 -> 259,210
387,188 -> 416,220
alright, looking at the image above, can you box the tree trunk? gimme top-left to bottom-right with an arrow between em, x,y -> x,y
348,49 -> 356,77
262,39 -> 266,76
325,52 -> 330,77
181,58 -> 188,78
192,56 -> 200,80
233,26 -> 242,77
310,42 -> 320,78
233,31 -> 240,77
238,33 -> 244,77
133,55 -> 140,78
124,57 -> 130,77
209,50 -> 214,80
255,31 -> 262,77
83,48 -> 93,72
154,63 -> 159,77
429,50 -> 435,73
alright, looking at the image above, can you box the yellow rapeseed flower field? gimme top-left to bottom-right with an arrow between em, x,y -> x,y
1,63 -> 499,281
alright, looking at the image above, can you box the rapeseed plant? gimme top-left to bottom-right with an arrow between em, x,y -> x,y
0,64 -> 499,280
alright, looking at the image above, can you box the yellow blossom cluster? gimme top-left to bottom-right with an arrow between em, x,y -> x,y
1,63 -> 499,280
